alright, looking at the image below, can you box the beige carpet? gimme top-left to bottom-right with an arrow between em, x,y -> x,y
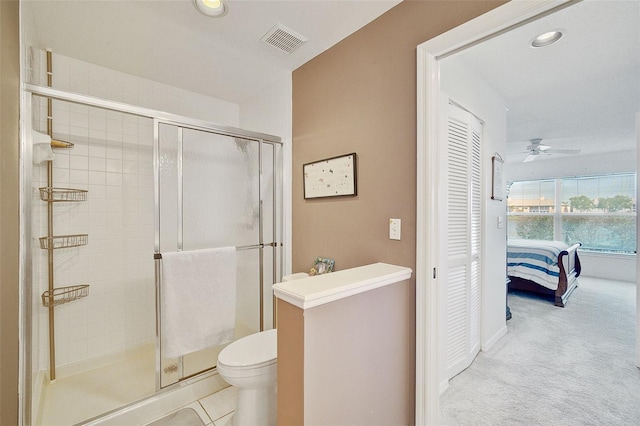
440,277 -> 640,425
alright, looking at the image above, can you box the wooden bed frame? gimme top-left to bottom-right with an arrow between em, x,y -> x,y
508,242 -> 582,307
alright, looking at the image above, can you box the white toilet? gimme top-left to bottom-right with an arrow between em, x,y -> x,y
217,329 -> 278,426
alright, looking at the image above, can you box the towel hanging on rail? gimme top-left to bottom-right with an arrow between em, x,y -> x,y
160,246 -> 237,359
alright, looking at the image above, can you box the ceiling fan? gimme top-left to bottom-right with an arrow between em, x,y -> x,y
523,138 -> 581,162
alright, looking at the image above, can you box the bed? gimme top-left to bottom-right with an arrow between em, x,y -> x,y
507,239 -> 582,307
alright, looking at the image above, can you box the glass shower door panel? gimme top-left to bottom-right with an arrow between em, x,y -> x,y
180,130 -> 261,376
182,129 -> 260,249
158,123 -> 180,387
158,124 -> 263,384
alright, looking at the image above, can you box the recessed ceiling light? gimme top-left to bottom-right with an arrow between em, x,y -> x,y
531,30 -> 563,48
193,0 -> 227,17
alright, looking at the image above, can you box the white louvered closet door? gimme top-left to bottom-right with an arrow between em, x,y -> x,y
441,100 -> 482,380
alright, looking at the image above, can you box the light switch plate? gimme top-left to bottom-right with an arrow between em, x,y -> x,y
389,218 -> 401,240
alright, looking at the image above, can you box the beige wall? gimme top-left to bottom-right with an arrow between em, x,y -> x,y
1,1 -> 21,424
276,300 -> 304,426
292,0 -> 506,275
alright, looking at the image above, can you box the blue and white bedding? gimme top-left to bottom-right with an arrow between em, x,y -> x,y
507,239 -> 570,290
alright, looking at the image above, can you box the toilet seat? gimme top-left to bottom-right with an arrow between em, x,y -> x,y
217,328 -> 277,369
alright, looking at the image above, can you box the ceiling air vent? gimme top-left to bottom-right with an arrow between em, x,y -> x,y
261,24 -> 308,55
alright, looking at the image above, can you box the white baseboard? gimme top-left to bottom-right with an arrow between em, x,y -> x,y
439,378 -> 450,396
482,325 -> 508,352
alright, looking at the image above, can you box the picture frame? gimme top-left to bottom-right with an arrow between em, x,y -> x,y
303,153 -> 357,199
491,153 -> 504,201
310,257 -> 335,276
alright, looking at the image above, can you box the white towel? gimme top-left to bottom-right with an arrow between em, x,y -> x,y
161,247 -> 236,359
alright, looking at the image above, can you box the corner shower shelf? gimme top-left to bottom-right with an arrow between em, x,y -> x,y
39,187 -> 88,202
41,284 -> 89,307
39,234 -> 88,250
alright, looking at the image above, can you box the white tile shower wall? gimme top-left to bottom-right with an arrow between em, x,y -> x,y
33,50 -> 241,373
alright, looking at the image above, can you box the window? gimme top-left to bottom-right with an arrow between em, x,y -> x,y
507,174 -> 636,254
507,179 -> 555,240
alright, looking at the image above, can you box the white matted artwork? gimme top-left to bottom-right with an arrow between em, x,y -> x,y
303,153 -> 357,199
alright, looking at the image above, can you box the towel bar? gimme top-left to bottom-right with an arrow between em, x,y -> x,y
154,242 -> 281,260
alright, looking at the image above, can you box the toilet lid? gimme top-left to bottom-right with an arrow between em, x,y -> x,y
218,329 -> 277,368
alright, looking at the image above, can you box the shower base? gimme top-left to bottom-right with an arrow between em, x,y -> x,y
38,345 -> 155,425
37,343 -> 227,426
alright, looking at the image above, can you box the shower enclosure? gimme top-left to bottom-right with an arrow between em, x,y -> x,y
23,78 -> 283,425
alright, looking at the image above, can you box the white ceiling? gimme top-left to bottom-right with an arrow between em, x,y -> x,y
23,0 -> 401,104
449,0 -> 640,164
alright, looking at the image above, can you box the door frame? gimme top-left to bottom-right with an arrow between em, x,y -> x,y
415,1 -> 574,424
636,111 -> 640,369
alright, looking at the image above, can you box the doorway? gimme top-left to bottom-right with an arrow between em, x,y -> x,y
415,0 -> 639,423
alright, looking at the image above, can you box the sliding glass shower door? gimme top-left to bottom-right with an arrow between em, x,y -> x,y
156,122 -> 281,386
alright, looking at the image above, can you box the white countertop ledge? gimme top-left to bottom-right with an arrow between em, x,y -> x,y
272,262 -> 413,310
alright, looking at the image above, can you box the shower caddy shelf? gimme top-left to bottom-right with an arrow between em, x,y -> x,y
39,184 -> 90,306
41,284 -> 90,308
39,187 -> 88,202
39,233 -> 89,250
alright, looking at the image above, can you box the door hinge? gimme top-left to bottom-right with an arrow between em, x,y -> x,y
433,268 -> 437,279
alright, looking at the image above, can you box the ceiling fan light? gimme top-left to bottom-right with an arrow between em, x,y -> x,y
531,30 -> 563,48
194,0 -> 227,17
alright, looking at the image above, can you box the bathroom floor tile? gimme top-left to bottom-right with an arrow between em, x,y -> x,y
213,412 -> 234,426
199,386 -> 237,422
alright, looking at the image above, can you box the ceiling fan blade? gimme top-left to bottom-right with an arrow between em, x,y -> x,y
524,154 -> 538,163
525,143 -> 550,152
546,148 -> 581,155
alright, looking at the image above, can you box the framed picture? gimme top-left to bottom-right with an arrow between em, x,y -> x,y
303,153 -> 357,199
491,153 -> 504,201
310,257 -> 335,276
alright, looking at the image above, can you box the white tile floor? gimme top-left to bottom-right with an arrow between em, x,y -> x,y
144,386 -> 237,426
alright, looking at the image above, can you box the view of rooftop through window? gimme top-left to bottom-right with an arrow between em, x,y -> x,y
507,173 -> 636,253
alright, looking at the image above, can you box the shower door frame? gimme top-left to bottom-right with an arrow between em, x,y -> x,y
21,83 -> 283,425
154,119 -> 283,387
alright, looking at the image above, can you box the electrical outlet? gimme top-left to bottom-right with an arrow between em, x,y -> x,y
389,218 -> 401,240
